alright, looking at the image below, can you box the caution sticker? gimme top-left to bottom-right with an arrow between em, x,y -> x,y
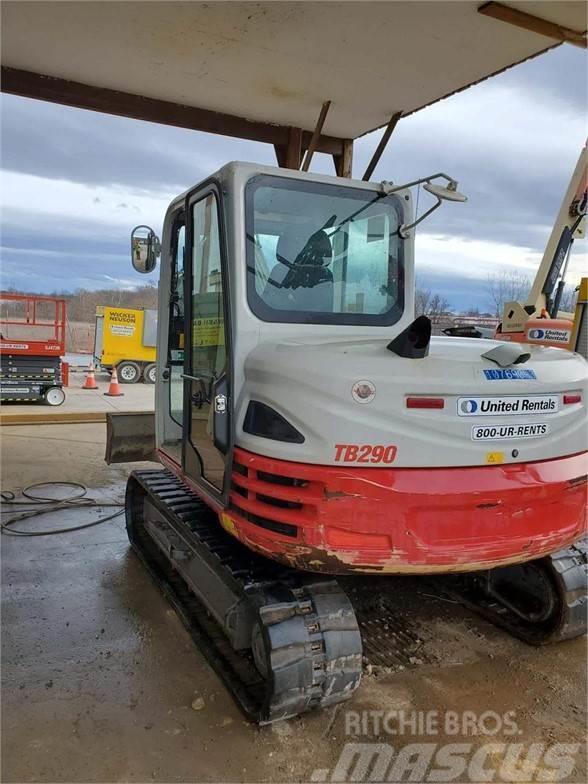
486,451 -> 505,464
193,317 -> 225,347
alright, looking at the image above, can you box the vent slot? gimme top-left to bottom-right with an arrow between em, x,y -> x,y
256,493 -> 303,511
231,483 -> 248,499
257,470 -> 308,488
231,504 -> 298,538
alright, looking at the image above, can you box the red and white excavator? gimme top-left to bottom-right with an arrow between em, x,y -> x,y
33,0 -> 579,724
109,155 -> 587,723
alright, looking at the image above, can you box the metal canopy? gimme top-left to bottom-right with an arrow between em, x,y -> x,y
1,1 -> 586,149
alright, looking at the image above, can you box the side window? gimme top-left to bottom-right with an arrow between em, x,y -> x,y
168,215 -> 185,428
191,195 -> 226,379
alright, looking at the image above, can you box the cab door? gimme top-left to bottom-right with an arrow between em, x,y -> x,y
183,186 -> 232,502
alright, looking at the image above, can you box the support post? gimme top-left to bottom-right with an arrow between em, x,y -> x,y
274,127 -> 302,169
301,101 -> 331,172
362,111 -> 402,181
333,139 -> 354,178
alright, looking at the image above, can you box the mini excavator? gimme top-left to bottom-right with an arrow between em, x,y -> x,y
113,162 -> 587,722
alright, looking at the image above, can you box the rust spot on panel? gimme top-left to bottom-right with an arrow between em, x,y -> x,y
323,488 -> 359,500
477,502 -> 500,509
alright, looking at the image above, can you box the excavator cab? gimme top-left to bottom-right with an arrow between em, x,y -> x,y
142,164 -> 421,502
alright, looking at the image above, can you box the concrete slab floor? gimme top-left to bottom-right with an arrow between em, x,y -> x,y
1,372 -> 154,420
1,424 -> 586,783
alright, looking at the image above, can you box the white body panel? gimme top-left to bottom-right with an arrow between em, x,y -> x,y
237,336 -> 587,467
154,162 -> 588,472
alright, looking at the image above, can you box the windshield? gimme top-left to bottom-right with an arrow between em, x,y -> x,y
245,175 -> 404,325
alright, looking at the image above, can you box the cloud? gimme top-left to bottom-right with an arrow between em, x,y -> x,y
0,42 -> 586,309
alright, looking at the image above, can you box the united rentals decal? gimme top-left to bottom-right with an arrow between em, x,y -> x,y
472,422 -> 549,441
527,327 -> 571,344
457,395 -> 559,417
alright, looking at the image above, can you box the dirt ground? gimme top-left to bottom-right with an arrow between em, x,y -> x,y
1,423 -> 586,783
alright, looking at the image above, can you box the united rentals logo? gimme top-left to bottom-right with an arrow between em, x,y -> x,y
457,395 -> 559,417
527,327 -> 571,343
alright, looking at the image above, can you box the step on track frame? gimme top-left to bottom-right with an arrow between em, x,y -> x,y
125,469 -> 362,723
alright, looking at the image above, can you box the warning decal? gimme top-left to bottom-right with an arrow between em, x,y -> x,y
193,317 -> 225,347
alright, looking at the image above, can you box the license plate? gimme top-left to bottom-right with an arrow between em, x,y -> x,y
472,422 -> 549,441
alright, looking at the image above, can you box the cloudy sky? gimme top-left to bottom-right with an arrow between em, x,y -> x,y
1,42 -> 586,311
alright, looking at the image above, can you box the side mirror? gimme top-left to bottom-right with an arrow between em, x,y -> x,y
131,225 -> 161,274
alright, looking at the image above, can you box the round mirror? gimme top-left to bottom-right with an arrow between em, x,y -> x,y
423,181 -> 467,203
131,225 -> 160,273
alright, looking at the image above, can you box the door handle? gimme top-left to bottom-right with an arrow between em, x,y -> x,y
181,372 -> 215,382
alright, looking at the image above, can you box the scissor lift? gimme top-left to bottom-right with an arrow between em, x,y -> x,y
0,293 -> 67,406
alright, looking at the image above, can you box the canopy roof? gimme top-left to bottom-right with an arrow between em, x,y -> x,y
2,1 -> 586,153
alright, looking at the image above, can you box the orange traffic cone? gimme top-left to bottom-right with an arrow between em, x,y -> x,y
104,366 -> 124,397
82,361 -> 99,390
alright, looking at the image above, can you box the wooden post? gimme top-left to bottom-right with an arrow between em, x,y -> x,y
333,139 -> 353,178
274,127 -> 302,169
301,101 -> 331,172
362,112 -> 403,181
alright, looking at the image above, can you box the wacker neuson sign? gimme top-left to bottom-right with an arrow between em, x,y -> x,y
457,395 -> 559,416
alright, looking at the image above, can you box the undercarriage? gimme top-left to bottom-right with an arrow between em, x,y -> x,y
126,469 -> 588,724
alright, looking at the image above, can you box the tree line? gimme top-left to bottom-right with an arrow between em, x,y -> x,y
0,282 -> 159,324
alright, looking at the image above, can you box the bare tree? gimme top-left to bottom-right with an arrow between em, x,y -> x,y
486,270 -> 531,318
428,294 -> 451,319
414,287 -> 432,317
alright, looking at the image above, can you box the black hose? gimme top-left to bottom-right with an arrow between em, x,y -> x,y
0,481 -> 124,536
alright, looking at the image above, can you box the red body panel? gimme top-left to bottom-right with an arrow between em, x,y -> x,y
159,446 -> 587,575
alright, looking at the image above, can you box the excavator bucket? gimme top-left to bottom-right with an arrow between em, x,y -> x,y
105,412 -> 156,464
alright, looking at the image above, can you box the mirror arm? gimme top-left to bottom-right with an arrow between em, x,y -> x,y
398,196 -> 442,238
380,173 -> 454,195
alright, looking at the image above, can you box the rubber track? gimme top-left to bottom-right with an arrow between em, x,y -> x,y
453,537 -> 588,645
126,469 -> 362,723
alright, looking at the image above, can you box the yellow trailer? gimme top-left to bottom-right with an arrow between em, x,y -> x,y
94,306 -> 157,383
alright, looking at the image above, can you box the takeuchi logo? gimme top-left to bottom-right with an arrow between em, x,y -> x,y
460,399 -> 478,414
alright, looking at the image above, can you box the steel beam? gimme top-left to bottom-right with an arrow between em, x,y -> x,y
1,67 -> 346,155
